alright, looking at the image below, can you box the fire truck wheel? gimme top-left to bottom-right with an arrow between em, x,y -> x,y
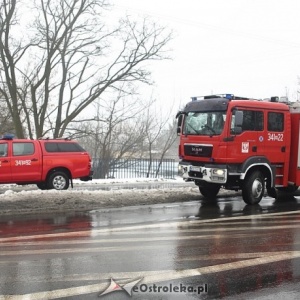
47,171 -> 70,190
199,185 -> 220,199
242,170 -> 265,205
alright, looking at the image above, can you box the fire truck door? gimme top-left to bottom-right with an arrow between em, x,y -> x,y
11,142 -> 41,182
227,131 -> 262,161
0,142 -> 11,182
227,109 -> 264,161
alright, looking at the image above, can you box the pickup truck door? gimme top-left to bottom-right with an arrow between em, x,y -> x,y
0,142 -> 11,182
11,142 -> 42,182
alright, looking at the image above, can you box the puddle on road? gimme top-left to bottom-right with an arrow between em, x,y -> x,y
0,211 -> 92,238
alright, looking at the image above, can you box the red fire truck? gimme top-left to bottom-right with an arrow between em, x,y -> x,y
176,94 -> 300,205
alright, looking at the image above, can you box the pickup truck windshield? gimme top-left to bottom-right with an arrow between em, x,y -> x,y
183,111 -> 226,135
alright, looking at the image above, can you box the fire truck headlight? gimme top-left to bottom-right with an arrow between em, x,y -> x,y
211,168 -> 226,183
178,165 -> 186,175
212,169 -> 225,176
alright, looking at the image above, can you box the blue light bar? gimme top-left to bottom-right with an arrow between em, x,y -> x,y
1,133 -> 14,140
190,94 -> 252,102
191,94 -> 234,101
225,94 -> 234,100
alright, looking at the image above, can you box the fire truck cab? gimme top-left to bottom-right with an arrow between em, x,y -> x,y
176,94 -> 300,204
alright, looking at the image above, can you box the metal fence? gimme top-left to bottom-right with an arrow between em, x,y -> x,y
92,158 -> 177,179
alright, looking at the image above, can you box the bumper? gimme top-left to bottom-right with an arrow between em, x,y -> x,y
179,164 -> 227,184
80,170 -> 93,181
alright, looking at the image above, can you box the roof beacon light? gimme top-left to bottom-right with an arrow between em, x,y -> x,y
1,133 -> 14,140
191,94 -> 235,101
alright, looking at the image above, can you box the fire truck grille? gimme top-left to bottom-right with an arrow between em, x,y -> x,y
184,144 -> 213,157
188,171 -> 203,178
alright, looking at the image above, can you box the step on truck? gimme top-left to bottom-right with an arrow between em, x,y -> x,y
0,135 -> 93,190
176,94 -> 300,204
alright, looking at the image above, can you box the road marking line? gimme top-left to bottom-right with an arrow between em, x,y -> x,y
0,222 -> 299,245
0,232 -> 265,247
2,230 -> 300,256
0,241 -> 242,256
2,251 -> 300,299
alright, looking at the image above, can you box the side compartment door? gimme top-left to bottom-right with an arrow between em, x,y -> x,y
263,111 -> 289,186
11,142 -> 42,182
0,142 -> 11,182
264,111 -> 287,163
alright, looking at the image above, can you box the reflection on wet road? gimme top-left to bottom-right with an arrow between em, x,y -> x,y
1,195 -> 300,299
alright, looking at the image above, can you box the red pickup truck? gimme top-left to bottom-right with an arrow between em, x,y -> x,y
0,135 -> 93,190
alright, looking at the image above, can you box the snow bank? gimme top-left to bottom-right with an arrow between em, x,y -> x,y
0,178 -> 201,215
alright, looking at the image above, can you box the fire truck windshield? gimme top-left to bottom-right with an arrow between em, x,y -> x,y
183,111 -> 226,136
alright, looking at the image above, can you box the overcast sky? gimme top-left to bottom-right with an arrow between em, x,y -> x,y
112,0 -> 300,110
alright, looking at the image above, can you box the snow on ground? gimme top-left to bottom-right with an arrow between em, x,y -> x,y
0,177 -> 203,215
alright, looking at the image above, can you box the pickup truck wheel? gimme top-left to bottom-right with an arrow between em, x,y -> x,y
48,171 -> 69,190
199,184 -> 220,199
242,170 -> 264,205
37,182 -> 48,190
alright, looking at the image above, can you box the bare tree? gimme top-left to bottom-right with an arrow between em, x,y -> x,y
154,119 -> 178,177
0,0 -> 172,138
0,95 -> 15,134
78,90 -> 151,178
141,102 -> 170,177
0,0 -> 27,137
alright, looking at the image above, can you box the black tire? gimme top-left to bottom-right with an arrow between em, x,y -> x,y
47,171 -> 69,190
242,170 -> 264,205
37,182 -> 48,190
199,184 -> 220,199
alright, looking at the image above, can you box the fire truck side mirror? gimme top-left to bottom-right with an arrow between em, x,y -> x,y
176,114 -> 183,135
233,110 -> 243,134
176,111 -> 184,135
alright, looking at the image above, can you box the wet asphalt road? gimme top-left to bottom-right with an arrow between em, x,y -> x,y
1,194 -> 300,299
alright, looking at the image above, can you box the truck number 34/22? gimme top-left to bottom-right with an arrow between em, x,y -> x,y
0,160 -> 32,167
15,160 -> 32,166
267,133 -> 283,142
